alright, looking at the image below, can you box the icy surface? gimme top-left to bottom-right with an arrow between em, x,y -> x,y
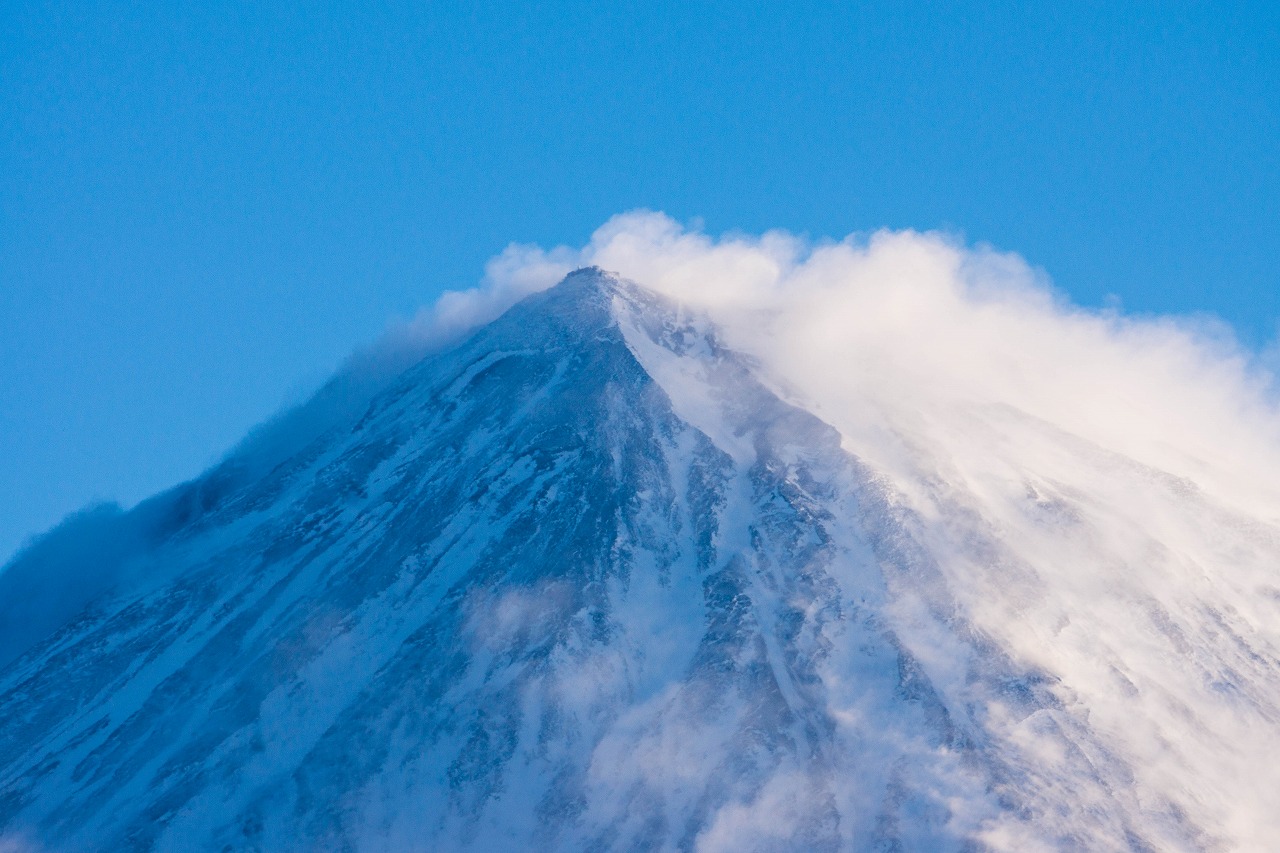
2,269 -> 1280,851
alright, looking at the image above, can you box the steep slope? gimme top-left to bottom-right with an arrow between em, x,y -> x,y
1,269 -> 1279,852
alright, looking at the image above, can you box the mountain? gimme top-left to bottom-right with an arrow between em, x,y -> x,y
3,268 -> 1280,852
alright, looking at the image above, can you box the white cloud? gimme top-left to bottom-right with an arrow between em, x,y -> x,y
693,771 -> 822,853
421,210 -> 1280,849
425,209 -> 1279,510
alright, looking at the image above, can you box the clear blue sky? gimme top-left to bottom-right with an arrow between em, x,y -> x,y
2,1 -> 1277,562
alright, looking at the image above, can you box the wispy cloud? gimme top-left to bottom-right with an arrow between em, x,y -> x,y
420,211 -> 1280,848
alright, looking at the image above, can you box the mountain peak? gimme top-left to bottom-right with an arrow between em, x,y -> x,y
476,266 -> 652,353
561,264 -> 619,288
524,265 -> 627,314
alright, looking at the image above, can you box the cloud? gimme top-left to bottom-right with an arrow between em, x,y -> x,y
422,210 -> 1280,848
426,210 -> 1279,504
0,503 -> 137,669
693,771 -> 827,853
463,580 -> 576,656
219,211 -> 1277,533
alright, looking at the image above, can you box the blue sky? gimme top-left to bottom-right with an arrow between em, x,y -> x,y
2,1 -> 1277,562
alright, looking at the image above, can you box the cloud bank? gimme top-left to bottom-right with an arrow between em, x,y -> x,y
229,207 -> 1279,532
412,209 -> 1280,505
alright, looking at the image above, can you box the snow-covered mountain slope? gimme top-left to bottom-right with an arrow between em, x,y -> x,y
3,269 -> 1280,852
